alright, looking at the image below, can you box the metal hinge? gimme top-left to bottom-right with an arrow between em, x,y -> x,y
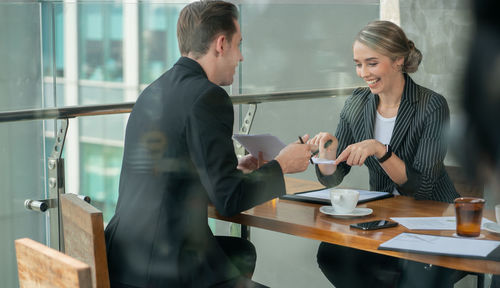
234,104 -> 257,158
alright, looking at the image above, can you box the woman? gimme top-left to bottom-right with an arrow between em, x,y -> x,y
310,21 -> 460,288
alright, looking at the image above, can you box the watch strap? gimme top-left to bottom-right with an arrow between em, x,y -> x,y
378,144 -> 392,163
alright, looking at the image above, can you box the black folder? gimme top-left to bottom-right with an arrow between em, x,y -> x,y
280,188 -> 393,205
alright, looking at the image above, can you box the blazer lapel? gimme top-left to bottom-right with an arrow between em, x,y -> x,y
390,74 -> 418,152
364,93 -> 377,140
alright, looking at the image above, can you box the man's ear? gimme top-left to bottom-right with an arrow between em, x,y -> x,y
214,34 -> 226,56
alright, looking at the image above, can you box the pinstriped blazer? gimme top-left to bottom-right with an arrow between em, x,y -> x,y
317,74 -> 460,203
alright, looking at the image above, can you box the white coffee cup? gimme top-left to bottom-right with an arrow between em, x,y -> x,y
495,204 -> 500,224
330,189 -> 360,213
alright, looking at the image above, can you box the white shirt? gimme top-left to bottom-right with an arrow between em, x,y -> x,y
374,111 -> 400,195
374,111 -> 396,146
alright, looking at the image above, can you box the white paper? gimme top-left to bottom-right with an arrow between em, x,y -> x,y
379,233 -> 500,258
233,133 -> 286,161
299,188 -> 390,203
311,158 -> 336,165
390,216 -> 494,230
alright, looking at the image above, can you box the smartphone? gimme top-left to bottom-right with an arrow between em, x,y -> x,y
350,220 -> 398,230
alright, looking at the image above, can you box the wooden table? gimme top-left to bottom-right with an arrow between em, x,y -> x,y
208,178 -> 500,274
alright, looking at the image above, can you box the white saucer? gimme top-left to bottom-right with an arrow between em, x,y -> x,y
319,206 -> 373,217
484,222 -> 500,234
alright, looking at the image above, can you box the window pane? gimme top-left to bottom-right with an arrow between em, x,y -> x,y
80,142 -> 122,222
239,3 -> 379,93
42,3 -> 64,78
139,4 -> 182,84
79,3 -> 123,82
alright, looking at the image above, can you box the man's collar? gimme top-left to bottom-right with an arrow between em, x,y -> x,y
175,57 -> 208,79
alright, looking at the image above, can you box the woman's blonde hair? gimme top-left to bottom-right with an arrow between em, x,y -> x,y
355,20 -> 422,73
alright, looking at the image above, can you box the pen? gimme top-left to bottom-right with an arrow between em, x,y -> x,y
311,139 -> 333,156
298,136 -> 314,164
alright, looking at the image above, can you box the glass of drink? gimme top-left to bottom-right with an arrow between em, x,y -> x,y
454,197 -> 485,237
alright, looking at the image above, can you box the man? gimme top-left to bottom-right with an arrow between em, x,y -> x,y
462,0 -> 500,287
104,1 -> 314,287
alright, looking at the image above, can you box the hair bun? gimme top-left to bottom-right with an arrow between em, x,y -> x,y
407,40 -> 415,50
404,40 -> 422,73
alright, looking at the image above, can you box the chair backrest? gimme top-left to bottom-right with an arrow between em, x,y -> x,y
445,165 -> 484,198
15,238 -> 92,288
60,193 -> 110,288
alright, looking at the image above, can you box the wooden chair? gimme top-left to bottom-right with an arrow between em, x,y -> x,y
15,238 -> 92,288
60,193 -> 110,288
445,165 -> 485,287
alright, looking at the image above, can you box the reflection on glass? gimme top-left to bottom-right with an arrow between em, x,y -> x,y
139,4 -> 183,84
42,3 -> 64,78
79,3 -> 123,82
80,142 -> 121,222
79,87 -> 125,220
37,1 -> 379,238
240,3 -> 378,93
1,2 -> 50,286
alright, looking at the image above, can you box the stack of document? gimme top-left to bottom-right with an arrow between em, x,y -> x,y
380,217 -> 500,259
233,133 -> 285,161
379,233 -> 500,260
233,133 -> 337,164
390,216 -> 494,230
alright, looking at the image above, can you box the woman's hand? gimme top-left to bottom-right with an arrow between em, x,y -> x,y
336,139 -> 385,166
309,132 -> 338,160
309,132 -> 338,175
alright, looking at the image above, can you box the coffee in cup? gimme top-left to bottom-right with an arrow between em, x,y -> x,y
454,197 -> 485,237
330,189 -> 360,213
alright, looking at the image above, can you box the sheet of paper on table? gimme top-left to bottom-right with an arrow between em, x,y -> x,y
379,232 -> 500,260
390,216 -> 494,230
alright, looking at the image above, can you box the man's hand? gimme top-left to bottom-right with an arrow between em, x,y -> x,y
237,154 -> 259,174
275,135 -> 316,174
237,152 -> 267,173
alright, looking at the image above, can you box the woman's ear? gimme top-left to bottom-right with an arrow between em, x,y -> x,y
393,56 -> 405,72
395,56 -> 404,67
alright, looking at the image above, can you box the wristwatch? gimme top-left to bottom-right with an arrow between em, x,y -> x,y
378,144 -> 392,163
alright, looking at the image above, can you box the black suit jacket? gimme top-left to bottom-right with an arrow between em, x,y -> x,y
105,57 -> 285,287
317,74 -> 460,203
